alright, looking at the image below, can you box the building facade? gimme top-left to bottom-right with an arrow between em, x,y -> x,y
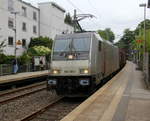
39,2 -> 73,39
0,0 -> 39,56
0,0 -> 73,56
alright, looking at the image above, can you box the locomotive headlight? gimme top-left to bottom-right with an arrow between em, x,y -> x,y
52,69 -> 60,74
84,69 -> 89,74
80,69 -> 89,74
68,54 -> 74,59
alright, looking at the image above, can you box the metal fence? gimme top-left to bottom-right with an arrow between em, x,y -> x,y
0,63 -> 50,76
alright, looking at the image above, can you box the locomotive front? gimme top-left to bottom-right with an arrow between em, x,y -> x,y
47,33 -> 93,96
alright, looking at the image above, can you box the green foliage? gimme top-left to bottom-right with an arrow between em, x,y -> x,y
133,19 -> 150,53
64,13 -> 73,26
29,36 -> 53,49
17,53 -> 31,65
0,53 -> 31,65
98,28 -> 115,43
98,30 -> 107,40
0,40 -> 6,54
28,46 -> 51,56
0,54 -> 7,64
0,54 -> 15,64
134,19 -> 150,36
116,29 -> 135,58
134,29 -> 150,52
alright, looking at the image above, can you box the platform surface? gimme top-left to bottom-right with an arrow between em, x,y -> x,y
0,70 -> 49,84
61,62 -> 150,121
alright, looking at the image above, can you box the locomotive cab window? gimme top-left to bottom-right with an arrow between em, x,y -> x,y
53,37 -> 91,60
98,41 -> 101,51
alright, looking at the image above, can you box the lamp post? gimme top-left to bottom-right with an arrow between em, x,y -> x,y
139,3 -> 147,53
139,3 -> 147,70
0,28 -> 2,38
11,11 -> 19,58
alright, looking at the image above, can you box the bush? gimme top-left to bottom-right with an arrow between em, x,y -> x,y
0,54 -> 7,64
28,46 -> 51,56
29,37 -> 53,49
17,53 -> 31,65
0,54 -> 15,64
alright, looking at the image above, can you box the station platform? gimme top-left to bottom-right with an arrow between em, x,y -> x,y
0,70 -> 49,85
61,62 -> 150,121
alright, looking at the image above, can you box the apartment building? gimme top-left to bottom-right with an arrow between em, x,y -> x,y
0,0 -> 39,56
39,2 -> 73,39
0,0 -> 73,56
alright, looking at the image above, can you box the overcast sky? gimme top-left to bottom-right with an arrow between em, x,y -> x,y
24,0 -> 150,41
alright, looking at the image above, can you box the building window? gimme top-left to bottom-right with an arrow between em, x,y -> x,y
33,25 -> 37,34
8,0 -> 14,11
8,18 -> 14,28
22,6 -> 27,17
22,39 -> 26,47
33,12 -> 37,21
22,22 -> 27,31
8,37 -> 13,46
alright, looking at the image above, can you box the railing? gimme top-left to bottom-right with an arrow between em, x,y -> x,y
0,63 -> 50,76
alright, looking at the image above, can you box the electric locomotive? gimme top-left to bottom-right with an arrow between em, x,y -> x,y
47,32 -> 120,97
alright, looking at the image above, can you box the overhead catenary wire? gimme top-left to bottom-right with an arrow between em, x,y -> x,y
87,0 -> 101,19
54,0 -> 99,31
65,0 -> 85,14
87,0 -> 102,29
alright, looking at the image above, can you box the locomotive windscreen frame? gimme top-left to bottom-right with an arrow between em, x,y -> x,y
52,37 -> 91,61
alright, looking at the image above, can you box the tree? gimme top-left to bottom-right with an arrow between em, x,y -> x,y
18,52 -> 31,65
29,36 -> 53,49
98,28 -> 115,43
0,40 -> 6,54
28,46 -> 51,56
134,19 -> 150,35
64,13 -> 73,26
116,29 -> 135,58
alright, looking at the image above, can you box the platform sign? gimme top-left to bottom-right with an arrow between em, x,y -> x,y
136,40 -> 143,43
34,56 -> 46,66
34,56 -> 40,66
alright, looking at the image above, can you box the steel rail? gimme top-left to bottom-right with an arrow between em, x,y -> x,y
0,87 -> 46,105
0,82 -> 46,97
20,97 -> 64,121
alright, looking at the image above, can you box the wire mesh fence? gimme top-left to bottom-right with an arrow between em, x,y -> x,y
0,63 -> 50,76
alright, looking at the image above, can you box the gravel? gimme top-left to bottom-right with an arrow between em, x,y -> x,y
31,98 -> 85,121
0,90 -> 59,121
0,85 -> 46,103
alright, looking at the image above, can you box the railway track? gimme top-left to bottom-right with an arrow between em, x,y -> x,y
20,97 -> 84,121
0,82 -> 46,105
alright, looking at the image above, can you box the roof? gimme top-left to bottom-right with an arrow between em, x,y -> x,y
38,2 -> 66,13
19,0 -> 39,10
51,2 -> 66,13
